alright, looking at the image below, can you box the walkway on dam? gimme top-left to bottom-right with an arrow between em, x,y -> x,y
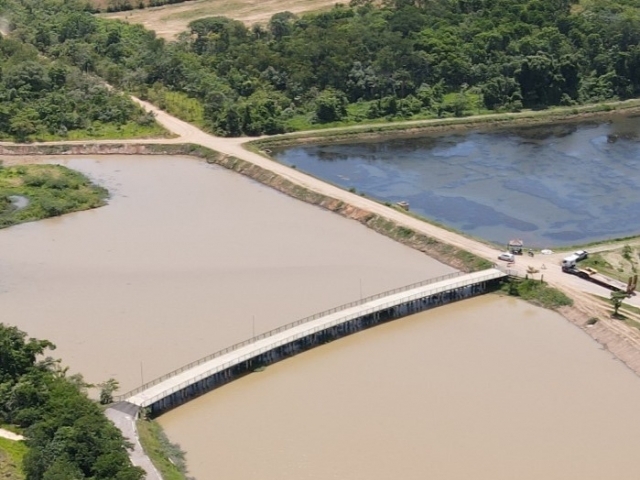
119,268 -> 506,410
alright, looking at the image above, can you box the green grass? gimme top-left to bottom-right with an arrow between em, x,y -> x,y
256,97 -> 640,150
0,164 -> 109,229
0,437 -> 27,480
580,253 -> 636,283
580,253 -> 614,271
137,419 -> 189,480
284,92 -> 491,132
0,121 -> 168,143
143,86 -> 206,130
502,278 -> 574,309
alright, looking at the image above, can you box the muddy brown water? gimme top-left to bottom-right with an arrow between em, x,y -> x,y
3,155 -> 640,479
160,295 -> 640,480
0,155 -> 452,390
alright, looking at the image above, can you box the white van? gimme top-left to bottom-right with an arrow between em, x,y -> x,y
562,254 -> 580,269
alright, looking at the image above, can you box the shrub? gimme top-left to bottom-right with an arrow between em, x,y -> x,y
502,279 -> 573,309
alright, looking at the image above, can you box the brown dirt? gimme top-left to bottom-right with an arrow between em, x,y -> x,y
599,247 -> 640,279
100,0 -> 342,39
559,288 -> 640,377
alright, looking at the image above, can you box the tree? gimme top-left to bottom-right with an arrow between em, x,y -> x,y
610,290 -> 627,317
0,324 -> 143,479
268,11 -> 297,40
0,323 -> 55,384
98,378 -> 119,405
314,88 -> 348,123
526,266 -> 540,280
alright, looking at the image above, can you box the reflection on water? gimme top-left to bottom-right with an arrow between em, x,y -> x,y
272,115 -> 640,246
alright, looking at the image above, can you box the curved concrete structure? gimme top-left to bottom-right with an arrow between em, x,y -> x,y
116,269 -> 506,417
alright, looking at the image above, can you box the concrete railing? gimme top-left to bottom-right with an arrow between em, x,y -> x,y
119,269 -> 506,406
115,271 -> 465,401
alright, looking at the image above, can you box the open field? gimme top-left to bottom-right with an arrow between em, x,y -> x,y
101,0 -> 342,39
0,438 -> 26,480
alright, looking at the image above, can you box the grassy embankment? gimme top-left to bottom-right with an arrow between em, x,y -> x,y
0,438 -> 27,480
588,293 -> 640,331
137,419 -> 190,480
0,163 -> 108,229
0,121 -> 169,143
249,98 -> 640,147
501,278 -> 574,310
579,244 -> 639,283
0,142 -> 492,272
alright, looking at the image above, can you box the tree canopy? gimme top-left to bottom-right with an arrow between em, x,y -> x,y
4,0 -> 640,136
0,324 -> 144,480
0,1 -> 158,141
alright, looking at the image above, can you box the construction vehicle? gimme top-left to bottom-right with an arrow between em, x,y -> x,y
562,264 -> 637,295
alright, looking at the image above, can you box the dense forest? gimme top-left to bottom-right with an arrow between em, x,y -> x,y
0,2 -> 161,141
3,0 -> 640,136
0,324 -> 144,479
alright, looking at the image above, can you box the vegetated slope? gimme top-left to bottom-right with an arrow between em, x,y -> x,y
0,1 -> 165,142
98,0 -> 342,40
5,0 -> 640,137
0,324 -> 145,480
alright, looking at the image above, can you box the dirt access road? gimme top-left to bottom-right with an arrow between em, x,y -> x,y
101,0 -> 341,40
3,96 -> 640,378
121,96 -> 640,307
2,96 -> 639,309
0,429 -> 23,442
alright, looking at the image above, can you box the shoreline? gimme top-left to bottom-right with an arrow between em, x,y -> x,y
4,114 -> 640,477
2,143 -> 640,379
248,99 -> 640,149
2,96 -> 640,150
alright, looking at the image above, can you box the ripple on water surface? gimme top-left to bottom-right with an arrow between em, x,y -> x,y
272,116 -> 640,246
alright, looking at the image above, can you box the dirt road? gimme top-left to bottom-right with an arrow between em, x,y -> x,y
2,95 -> 638,309
0,429 -> 23,442
127,96 -> 640,305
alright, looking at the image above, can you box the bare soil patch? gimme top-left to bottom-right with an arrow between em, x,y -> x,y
100,0 -> 341,39
559,288 -> 640,377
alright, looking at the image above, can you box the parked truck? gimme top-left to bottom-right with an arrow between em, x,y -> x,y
562,261 -> 637,295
